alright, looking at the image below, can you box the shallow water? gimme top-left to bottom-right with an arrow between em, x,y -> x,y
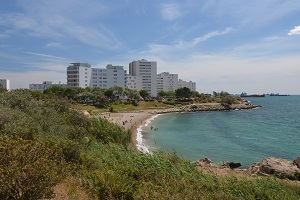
141,95 -> 300,167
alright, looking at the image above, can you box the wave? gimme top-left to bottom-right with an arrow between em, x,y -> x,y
136,114 -> 160,154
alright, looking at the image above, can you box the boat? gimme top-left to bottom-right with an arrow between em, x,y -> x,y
240,92 -> 265,97
270,93 -> 289,96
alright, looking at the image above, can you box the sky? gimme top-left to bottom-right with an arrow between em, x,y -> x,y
0,0 -> 300,94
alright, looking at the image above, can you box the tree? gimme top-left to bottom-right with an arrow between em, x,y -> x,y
112,86 -> 123,100
104,88 -> 115,101
44,86 -> 65,97
191,91 -> 201,98
0,84 -> 7,93
139,90 -> 149,99
175,87 -> 192,99
157,91 -> 167,98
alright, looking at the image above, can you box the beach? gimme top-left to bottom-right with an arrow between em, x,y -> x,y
99,102 -> 259,152
100,111 -> 156,151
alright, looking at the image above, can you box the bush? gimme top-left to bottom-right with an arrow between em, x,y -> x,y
0,138 -> 67,199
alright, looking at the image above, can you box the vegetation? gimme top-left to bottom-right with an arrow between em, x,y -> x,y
0,89 -> 299,199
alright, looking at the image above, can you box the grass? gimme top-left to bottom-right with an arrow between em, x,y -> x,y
1,90 -> 300,200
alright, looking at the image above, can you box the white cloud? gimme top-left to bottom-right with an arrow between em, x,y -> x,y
45,42 -> 63,48
288,26 -> 300,35
0,1 -> 122,50
193,27 -> 234,45
160,3 -> 182,21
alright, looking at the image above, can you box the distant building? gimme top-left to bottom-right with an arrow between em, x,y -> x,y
178,79 -> 196,91
29,81 -> 67,92
67,63 -> 126,89
129,59 -> 157,97
91,64 -> 126,89
67,63 -> 92,88
65,61 -> 198,96
0,79 -> 10,91
157,72 -> 178,92
125,75 -> 143,91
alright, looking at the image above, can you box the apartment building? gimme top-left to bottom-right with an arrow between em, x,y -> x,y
125,75 -> 143,91
0,79 -> 10,91
67,63 -> 126,89
178,79 -> 196,91
129,59 -> 157,97
29,81 -> 67,92
67,63 -> 92,88
157,72 -> 178,92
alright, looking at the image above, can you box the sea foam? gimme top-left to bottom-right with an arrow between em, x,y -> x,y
136,114 -> 160,154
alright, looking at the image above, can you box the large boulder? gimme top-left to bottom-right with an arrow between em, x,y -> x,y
294,156 -> 300,168
222,161 -> 242,169
248,157 -> 300,180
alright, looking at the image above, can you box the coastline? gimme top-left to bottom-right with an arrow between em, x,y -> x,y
103,102 -> 260,152
100,111 -> 156,151
100,102 -> 300,181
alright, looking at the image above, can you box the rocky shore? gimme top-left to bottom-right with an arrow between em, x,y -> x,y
155,102 -> 261,114
194,156 -> 300,181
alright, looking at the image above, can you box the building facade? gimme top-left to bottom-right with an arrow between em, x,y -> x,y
125,75 -> 143,91
67,63 -> 126,89
91,64 -> 126,89
178,79 -> 196,91
0,79 -> 10,91
29,81 -> 68,92
67,63 -> 92,88
157,72 -> 178,92
129,59 -> 157,97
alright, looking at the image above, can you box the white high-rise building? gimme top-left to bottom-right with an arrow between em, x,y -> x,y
157,72 -> 178,92
0,79 -> 10,91
129,59 -> 157,97
67,63 -> 126,89
67,63 -> 92,88
29,81 -> 67,92
178,79 -> 196,91
91,64 -> 126,89
125,75 -> 143,91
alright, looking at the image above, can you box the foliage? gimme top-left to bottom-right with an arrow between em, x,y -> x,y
0,138 -> 67,199
139,90 -> 149,99
175,87 -> 192,99
0,89 -> 300,199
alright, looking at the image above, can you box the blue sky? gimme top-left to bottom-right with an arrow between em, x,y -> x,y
0,0 -> 300,94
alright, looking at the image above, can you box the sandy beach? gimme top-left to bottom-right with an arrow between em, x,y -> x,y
98,102 -> 259,151
100,111 -> 157,150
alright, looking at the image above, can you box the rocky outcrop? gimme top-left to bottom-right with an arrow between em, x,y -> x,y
294,157 -> 300,168
156,102 -> 261,114
248,157 -> 300,180
193,158 -> 220,168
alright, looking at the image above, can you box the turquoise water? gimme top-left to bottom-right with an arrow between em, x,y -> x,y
142,96 -> 300,167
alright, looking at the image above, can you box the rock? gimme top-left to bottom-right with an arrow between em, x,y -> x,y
248,157 -> 300,180
222,161 -> 242,169
193,158 -> 219,168
294,156 -> 300,168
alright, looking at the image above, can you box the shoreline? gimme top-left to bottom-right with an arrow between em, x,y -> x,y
99,102 -> 300,181
103,102 -> 261,152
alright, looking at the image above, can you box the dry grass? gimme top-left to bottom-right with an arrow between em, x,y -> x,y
49,176 -> 95,200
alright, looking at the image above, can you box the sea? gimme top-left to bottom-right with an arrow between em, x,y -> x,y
138,95 -> 300,167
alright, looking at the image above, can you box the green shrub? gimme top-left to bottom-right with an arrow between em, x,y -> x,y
0,138 -> 67,199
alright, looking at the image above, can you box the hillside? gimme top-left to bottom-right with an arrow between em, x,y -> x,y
0,89 -> 300,199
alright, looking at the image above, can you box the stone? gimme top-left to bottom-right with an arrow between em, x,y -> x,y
248,157 -> 300,180
293,156 -> 300,168
222,161 -> 242,169
193,158 -> 219,168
